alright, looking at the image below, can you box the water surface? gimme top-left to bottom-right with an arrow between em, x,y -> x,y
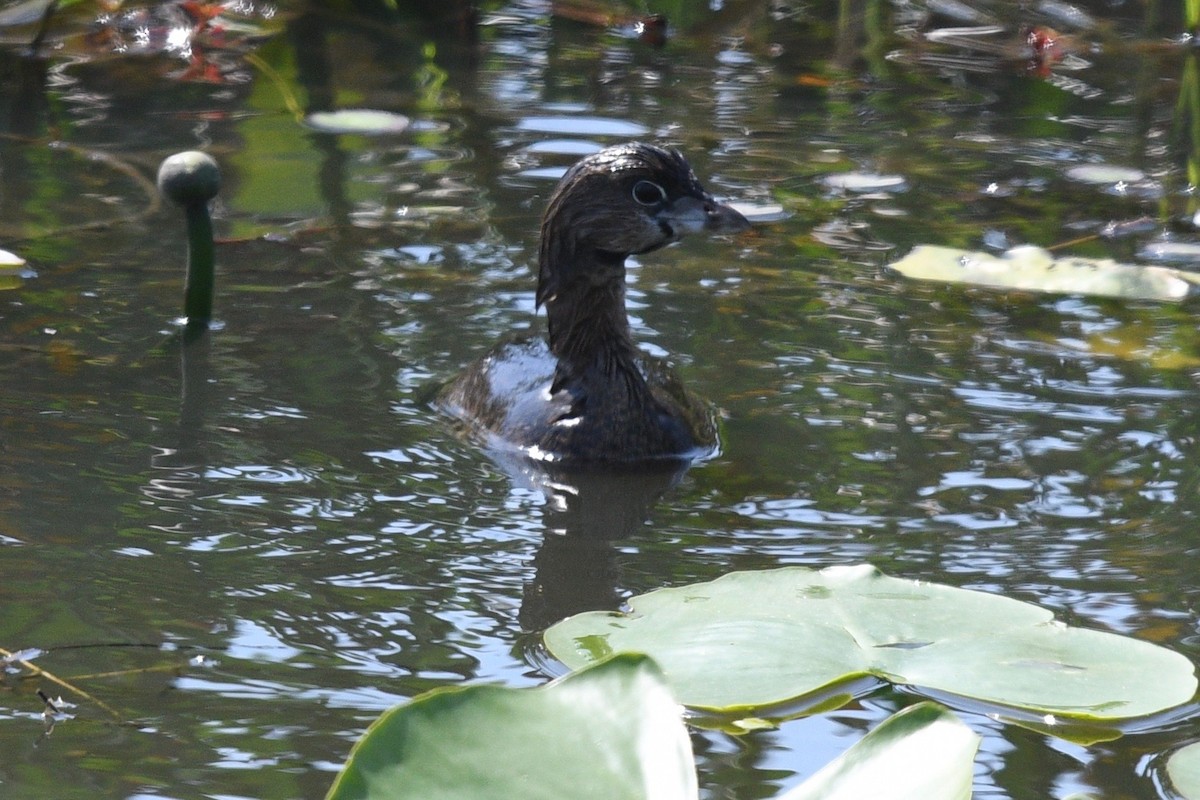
3,0 -> 1200,797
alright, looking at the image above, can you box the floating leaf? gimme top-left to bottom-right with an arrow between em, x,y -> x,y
1167,741 -> 1200,800
304,109 -> 411,135
543,565 -> 1197,725
780,702 -> 979,800
327,656 -> 979,800
889,244 -> 1200,301
324,653 -> 697,800
823,172 -> 908,192
727,201 -> 790,223
0,249 -> 30,290
1065,164 -> 1145,185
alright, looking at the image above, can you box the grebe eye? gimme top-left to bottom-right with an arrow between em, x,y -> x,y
632,180 -> 667,206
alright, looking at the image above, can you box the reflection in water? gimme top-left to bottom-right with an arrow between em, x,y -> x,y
485,452 -> 690,630
149,336 -> 213,500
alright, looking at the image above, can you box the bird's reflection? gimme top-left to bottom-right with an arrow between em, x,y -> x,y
486,449 -> 693,631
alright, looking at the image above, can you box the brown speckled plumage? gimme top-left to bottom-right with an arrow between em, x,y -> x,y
438,142 -> 749,463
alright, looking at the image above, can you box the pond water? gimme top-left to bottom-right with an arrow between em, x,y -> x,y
4,0 -> 1200,797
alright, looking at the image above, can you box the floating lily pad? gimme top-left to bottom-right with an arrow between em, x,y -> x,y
0,249 -> 30,290
823,172 -> 908,192
727,201 -> 789,223
324,653 -> 697,800
890,244 -> 1200,301
543,565 -> 1197,724
326,655 -> 980,800
1065,164 -> 1145,185
1167,741 -> 1200,799
304,109 -> 411,135
780,702 -> 978,800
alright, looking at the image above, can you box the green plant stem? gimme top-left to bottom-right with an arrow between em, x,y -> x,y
184,203 -> 214,330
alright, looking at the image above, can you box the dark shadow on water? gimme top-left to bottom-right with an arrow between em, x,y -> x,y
483,450 -> 693,631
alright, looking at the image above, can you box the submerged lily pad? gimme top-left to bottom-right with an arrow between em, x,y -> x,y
325,653 -> 697,800
780,702 -> 978,800
1166,741 -> 1200,799
304,109 -> 411,135
890,244 -> 1200,301
543,565 -> 1197,723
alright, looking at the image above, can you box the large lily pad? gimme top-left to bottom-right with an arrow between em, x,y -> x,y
890,244 -> 1200,301
326,654 -> 980,799
543,565 -> 1197,723
780,702 -> 978,800
324,653 -> 697,800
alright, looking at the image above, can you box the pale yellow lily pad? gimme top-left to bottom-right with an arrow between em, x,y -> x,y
890,245 -> 1200,301
304,109 -> 410,135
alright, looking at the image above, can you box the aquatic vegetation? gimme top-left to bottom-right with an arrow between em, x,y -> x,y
325,654 -> 978,800
889,244 -> 1200,301
326,565 -> 1192,797
156,150 -> 220,333
543,566 -> 1197,732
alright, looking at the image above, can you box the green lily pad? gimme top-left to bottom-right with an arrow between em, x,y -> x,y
324,653 -> 697,800
543,565 -> 1197,723
326,657 -> 979,799
780,702 -> 978,800
1166,741 -> 1200,799
890,244 -> 1200,301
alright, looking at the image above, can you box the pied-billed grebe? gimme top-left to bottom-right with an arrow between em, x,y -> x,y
439,142 -> 749,463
